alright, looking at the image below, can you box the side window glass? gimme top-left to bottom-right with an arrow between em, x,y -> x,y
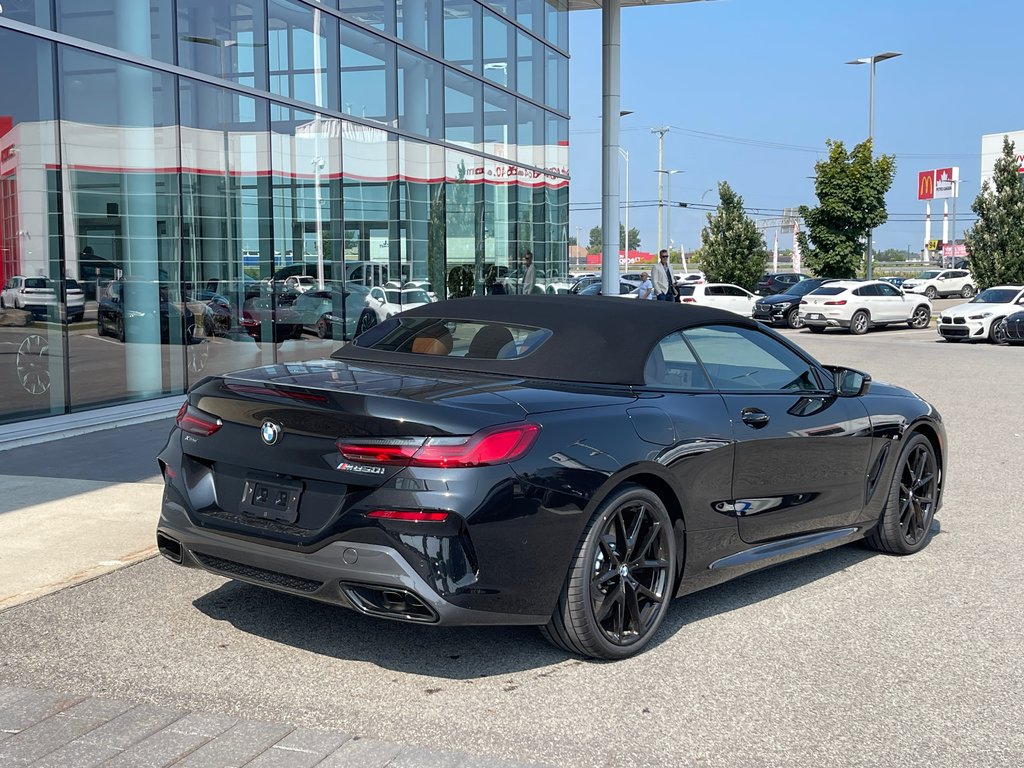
643,333 -> 711,390
877,283 -> 899,297
682,325 -> 820,392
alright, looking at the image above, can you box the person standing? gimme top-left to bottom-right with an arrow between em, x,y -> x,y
652,249 -> 676,301
635,271 -> 654,300
521,250 -> 536,295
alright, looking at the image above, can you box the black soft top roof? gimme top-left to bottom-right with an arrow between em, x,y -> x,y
332,294 -> 758,385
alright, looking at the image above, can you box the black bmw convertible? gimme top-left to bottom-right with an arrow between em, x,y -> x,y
156,295 -> 946,659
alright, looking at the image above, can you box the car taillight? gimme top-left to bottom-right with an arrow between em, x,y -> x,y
823,299 -> 847,305
368,509 -> 449,522
337,423 -> 540,469
681,297 -> 696,303
175,401 -> 223,437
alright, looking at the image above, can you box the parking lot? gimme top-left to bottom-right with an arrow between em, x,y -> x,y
2,322 -> 1023,767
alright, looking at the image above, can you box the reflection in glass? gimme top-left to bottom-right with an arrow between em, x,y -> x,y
57,0 -> 175,64
398,49 -> 443,139
483,11 -> 513,89
340,21 -> 395,126
546,47 -> 568,113
399,138 -> 445,302
545,0 -> 568,50
443,0 -> 480,73
339,0 -> 394,34
445,150 -> 481,299
60,47 -> 183,409
0,30 -> 63,425
178,0 -> 268,89
269,0 -> 339,110
397,0 -> 441,54
444,69 -> 481,151
484,85 -> 515,162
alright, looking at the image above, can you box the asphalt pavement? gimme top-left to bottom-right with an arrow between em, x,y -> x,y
2,320 -> 1024,767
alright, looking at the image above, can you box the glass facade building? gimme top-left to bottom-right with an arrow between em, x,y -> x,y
0,0 -> 568,427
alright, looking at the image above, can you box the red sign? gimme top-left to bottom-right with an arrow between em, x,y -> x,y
918,170 -> 934,200
942,243 -> 967,258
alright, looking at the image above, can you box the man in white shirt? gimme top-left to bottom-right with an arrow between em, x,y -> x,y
635,271 -> 654,300
651,250 -> 676,301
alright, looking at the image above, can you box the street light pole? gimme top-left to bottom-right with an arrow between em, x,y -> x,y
655,169 -> 682,260
846,51 -> 901,280
619,147 -> 629,261
651,126 -> 669,251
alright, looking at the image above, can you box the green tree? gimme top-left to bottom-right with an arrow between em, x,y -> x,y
587,225 -> 602,253
965,136 -> 1024,289
797,139 -> 896,278
619,225 -> 641,251
699,181 -> 768,290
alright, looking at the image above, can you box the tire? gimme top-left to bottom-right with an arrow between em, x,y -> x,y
96,317 -> 105,337
960,284 -> 975,299
990,318 -> 1008,346
540,484 -> 676,660
865,433 -> 938,555
786,308 -> 805,329
355,309 -> 378,337
943,337 -> 960,343
316,316 -> 331,339
849,310 -> 870,335
807,325 -> 825,334
924,286 -> 938,300
71,313 -> 84,324
0,296 -> 5,309
908,305 -> 931,329
116,318 -> 125,343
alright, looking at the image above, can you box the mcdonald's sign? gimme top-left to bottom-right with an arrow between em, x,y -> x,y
918,170 -> 935,200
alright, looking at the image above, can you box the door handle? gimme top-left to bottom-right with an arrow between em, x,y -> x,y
740,408 -> 770,428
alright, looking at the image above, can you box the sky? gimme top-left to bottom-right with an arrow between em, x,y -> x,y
566,0 -> 1022,257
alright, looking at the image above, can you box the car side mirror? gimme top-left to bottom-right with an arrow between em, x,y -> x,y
827,366 -> 871,397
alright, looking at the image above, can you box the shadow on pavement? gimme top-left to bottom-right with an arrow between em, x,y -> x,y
191,534 -> 905,678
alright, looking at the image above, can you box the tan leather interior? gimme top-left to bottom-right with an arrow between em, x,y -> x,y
411,336 -> 450,356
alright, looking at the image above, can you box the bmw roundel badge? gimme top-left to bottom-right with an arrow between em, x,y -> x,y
260,421 -> 282,446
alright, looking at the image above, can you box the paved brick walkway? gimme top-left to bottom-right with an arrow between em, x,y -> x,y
0,686 -> 547,768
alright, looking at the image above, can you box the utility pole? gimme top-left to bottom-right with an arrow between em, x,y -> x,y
651,126 -> 669,251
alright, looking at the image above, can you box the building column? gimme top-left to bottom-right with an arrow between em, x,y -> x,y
600,0 -> 621,296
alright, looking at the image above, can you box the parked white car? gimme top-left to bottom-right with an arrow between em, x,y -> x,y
1,275 -> 85,321
799,280 -> 932,334
935,285 -> 1024,344
901,269 -> 976,299
677,283 -> 756,316
364,282 -> 432,322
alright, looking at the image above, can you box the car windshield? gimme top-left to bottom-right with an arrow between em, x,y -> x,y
25,278 -> 52,289
972,288 -> 1020,304
384,289 -> 429,304
916,271 -> 941,279
677,285 -> 696,296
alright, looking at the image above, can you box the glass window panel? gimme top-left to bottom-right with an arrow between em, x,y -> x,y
339,0 -> 394,35
398,48 -> 443,139
179,78 -> 274,375
268,0 -> 338,110
57,0 -> 174,64
60,47 -> 184,409
482,159 -> 515,296
443,0 -> 480,74
445,149 -> 482,298
484,85 -> 514,162
516,167 -> 545,292
399,138 -> 445,303
444,68 -> 481,150
517,99 -> 543,169
547,182 -> 568,287
482,11 -> 512,89
544,0 -> 568,50
177,0 -> 268,90
397,0 -> 442,54
546,112 -> 567,174
270,103 -> 347,354
515,31 -> 539,101
3,0 -> 52,28
343,123 -> 398,298
0,30 -> 63,425
545,47 -> 568,113
481,0 -> 512,16
517,0 -> 543,37
340,21 -> 395,127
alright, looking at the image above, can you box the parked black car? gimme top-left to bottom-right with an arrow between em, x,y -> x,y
756,272 -> 811,296
97,281 -> 194,344
753,277 -> 835,328
1002,310 -> 1024,344
157,296 -> 946,660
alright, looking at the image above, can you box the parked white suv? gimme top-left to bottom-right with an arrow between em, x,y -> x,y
936,285 -> 1024,344
901,269 -> 975,299
1,275 -> 85,321
799,280 -> 932,335
677,283 -> 756,316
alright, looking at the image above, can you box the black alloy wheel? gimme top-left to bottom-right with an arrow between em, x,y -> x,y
909,305 -> 931,329
542,484 -> 676,659
849,310 -> 870,335
355,309 -> 378,337
116,317 -> 125,343
787,308 -> 805,329
990,318 -> 1008,345
866,434 -> 938,555
316,316 -> 331,339
96,316 -> 105,337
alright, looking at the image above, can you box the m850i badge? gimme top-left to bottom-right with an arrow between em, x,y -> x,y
337,461 -> 387,475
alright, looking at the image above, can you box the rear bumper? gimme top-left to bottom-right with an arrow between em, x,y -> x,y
800,312 -> 850,329
157,494 -> 549,627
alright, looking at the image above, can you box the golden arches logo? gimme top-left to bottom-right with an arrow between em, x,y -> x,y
918,171 -> 935,200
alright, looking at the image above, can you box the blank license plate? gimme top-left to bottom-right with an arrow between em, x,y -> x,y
240,479 -> 302,524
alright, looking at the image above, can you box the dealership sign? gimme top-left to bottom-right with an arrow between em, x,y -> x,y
917,167 -> 959,200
